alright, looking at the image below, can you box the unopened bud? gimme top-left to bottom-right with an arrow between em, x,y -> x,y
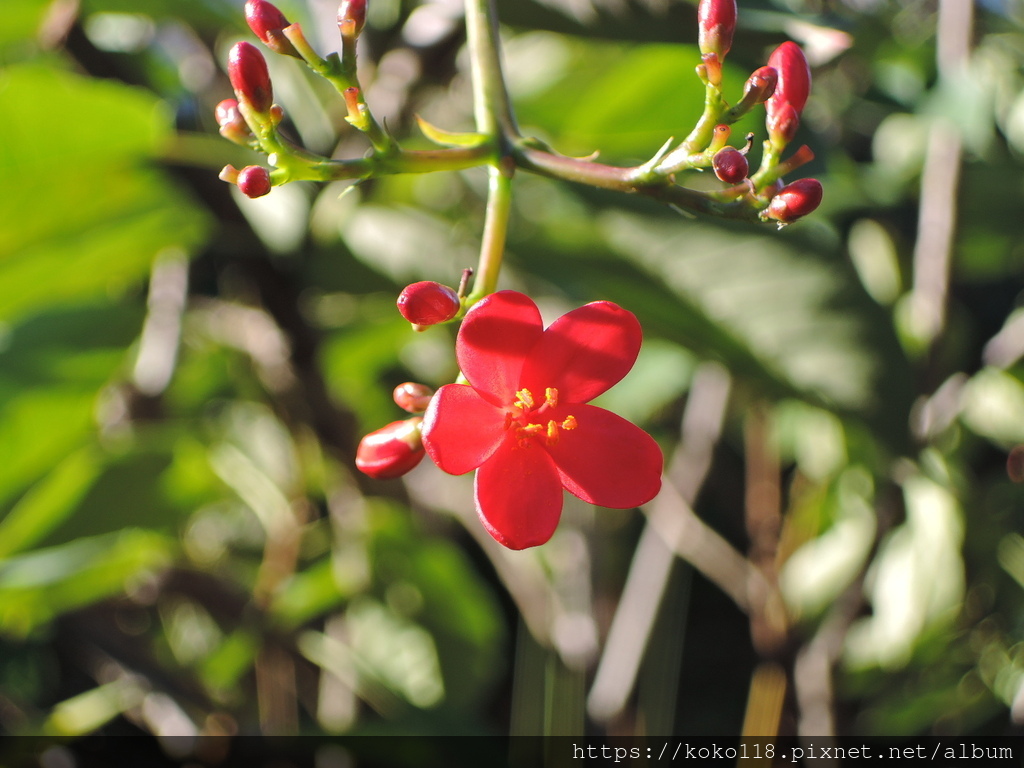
701,52 -> 722,87
763,178 -> 823,226
355,418 -> 425,479
744,65 -> 778,104
215,98 -> 252,145
219,164 -> 241,184
245,0 -> 300,57
698,0 -> 737,60
397,281 -> 461,329
712,146 -> 749,184
237,165 -> 272,198
343,86 -> 361,118
765,42 -> 811,121
766,101 -> 801,146
393,382 -> 434,414
228,41 -> 273,114
338,0 -> 367,37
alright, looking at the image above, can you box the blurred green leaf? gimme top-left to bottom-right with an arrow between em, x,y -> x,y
514,40 -> 760,163
0,448 -> 103,560
367,502 -> 505,710
0,530 -> 174,637
0,63 -> 207,325
0,0 -> 52,54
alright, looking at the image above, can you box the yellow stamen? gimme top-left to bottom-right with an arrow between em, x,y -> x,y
562,415 -> 577,430
514,388 -> 535,410
546,420 -> 559,445
516,421 -> 544,448
544,388 -> 559,408
519,423 -> 544,437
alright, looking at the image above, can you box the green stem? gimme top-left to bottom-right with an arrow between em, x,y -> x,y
283,26 -> 393,155
657,82 -> 726,175
514,143 -> 758,221
464,0 -> 519,140
459,0 -> 521,307
467,164 -> 514,305
267,144 -> 498,184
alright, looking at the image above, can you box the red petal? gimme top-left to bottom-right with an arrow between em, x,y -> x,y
421,384 -> 507,475
519,301 -> 642,404
546,404 -> 663,508
475,436 -> 564,549
457,291 -> 544,406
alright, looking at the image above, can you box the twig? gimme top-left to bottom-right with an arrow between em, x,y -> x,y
907,0 -> 972,347
588,363 -> 760,722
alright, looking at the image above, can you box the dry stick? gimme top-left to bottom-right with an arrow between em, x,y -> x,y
743,404 -> 786,656
587,363 -> 761,723
740,404 -> 788,741
908,0 -> 973,347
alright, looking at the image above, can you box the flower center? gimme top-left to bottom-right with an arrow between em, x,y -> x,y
503,387 -> 577,447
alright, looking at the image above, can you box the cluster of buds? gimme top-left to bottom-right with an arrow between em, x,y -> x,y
759,42 -> 819,225
355,275 -> 467,480
355,382 -> 435,479
216,0 -> 374,199
692,1 -> 821,225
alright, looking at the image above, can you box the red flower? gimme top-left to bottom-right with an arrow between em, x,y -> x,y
421,291 -> 663,550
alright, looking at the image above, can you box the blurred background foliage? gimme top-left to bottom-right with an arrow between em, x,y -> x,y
2,0 -> 1024,762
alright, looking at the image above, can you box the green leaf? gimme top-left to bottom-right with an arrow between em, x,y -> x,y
0,63 -> 208,325
415,116 -> 488,148
0,448 -> 103,560
0,304 -> 140,511
0,0 -> 52,55
0,530 -> 174,637
595,212 -> 911,421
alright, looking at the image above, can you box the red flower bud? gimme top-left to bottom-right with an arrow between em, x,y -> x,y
355,418 -> 425,479
245,0 -> 301,57
338,0 -> 367,37
237,165 -> 272,198
712,147 -> 749,184
228,41 -> 273,114
744,65 -> 778,105
698,0 -> 737,59
245,1 -> 288,44
765,42 -> 811,122
397,281 -> 461,329
393,382 -> 434,414
764,178 -> 823,225
215,98 -> 252,145
766,101 -> 800,146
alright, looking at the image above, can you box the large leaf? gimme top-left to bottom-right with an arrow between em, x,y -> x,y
0,63 -> 207,324
0,530 -> 174,637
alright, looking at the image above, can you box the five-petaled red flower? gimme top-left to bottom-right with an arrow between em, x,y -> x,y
421,291 -> 663,550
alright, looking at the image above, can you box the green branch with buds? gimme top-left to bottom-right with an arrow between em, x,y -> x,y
218,0 -> 824,304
